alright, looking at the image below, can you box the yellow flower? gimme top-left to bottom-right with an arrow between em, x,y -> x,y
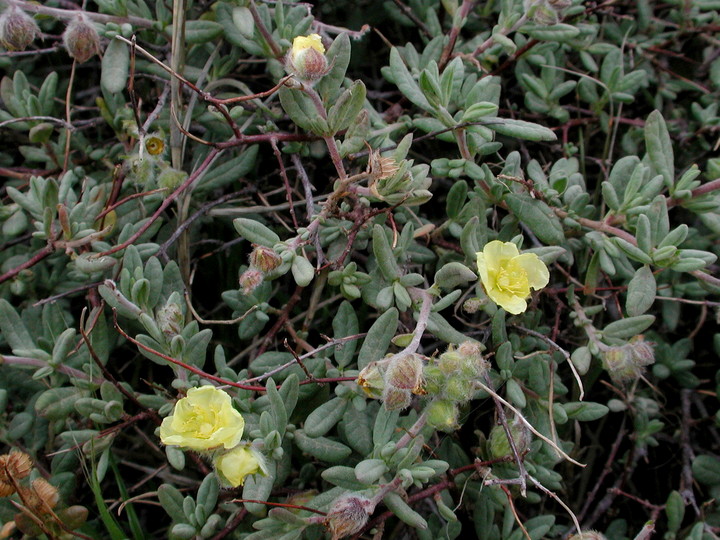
160,386 -> 245,451
476,240 -> 549,315
215,446 -> 266,487
288,33 -> 328,81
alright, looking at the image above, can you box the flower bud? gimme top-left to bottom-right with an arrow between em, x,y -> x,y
239,269 -> 264,295
357,361 -> 385,399
63,14 -> 100,63
0,6 -> 39,52
628,335 -> 655,367
602,344 -> 643,383
250,245 -> 282,272
381,386 -> 412,411
287,34 -> 328,82
385,354 -> 424,393
156,301 -> 184,338
437,349 -> 463,375
443,376 -> 474,402
215,445 -> 266,487
325,495 -> 373,539
426,399 -> 459,432
488,419 -> 531,459
422,364 -> 444,396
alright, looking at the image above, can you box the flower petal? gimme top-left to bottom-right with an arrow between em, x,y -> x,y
483,240 -> 520,267
488,289 -> 528,315
513,253 -> 550,290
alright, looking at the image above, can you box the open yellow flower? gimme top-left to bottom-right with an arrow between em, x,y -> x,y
160,386 -> 245,451
215,446 -> 266,487
476,240 -> 549,315
288,33 -> 328,81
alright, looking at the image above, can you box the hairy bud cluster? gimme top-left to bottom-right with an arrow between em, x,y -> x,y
602,336 -> 655,383
238,245 -> 283,295
358,354 -> 426,411
325,495 -> 374,539
0,6 -> 39,51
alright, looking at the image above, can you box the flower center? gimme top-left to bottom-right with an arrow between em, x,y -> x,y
182,406 -> 219,439
495,262 -> 530,296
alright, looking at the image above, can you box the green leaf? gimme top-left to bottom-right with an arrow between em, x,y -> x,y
333,301 -> 359,367
603,315 -> 655,339
648,195 -> 669,245
35,387 -> 88,421
562,402 -> 609,421
372,224 -> 400,280
321,466 -> 367,490
278,374 -> 299,418
434,262 -> 477,291
317,33 -> 351,102
101,38 -> 129,94
0,299 -> 35,353
197,474 -> 219,516
304,397 -> 348,438
635,214 -> 652,253
693,454 -> 720,485
613,237 -> 653,265
383,492 -> 427,529
291,255 -> 314,287
182,20 -> 223,43
626,265 -> 656,316
267,377 -> 288,437
327,80 -> 366,134
504,193 -> 564,245
426,312 -> 468,344
345,301 -> 395,373
373,407 -> 400,447
665,490 -> 685,533
278,86 -> 329,135
294,430 -> 353,463
644,110 -> 675,188
389,47 -> 432,112
446,180 -> 468,219
233,217 -> 280,247
354,459 -> 388,484
342,406 -> 373,455
462,101 -> 499,123
525,23 -> 580,41
481,117 -> 557,141
242,464 -> 276,516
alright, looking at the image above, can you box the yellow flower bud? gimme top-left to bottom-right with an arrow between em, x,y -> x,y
160,387 -> 245,451
287,34 -> 328,82
476,241 -> 549,315
214,446 -> 266,487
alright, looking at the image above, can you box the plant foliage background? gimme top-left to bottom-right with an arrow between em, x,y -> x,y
1,0 -> 720,538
